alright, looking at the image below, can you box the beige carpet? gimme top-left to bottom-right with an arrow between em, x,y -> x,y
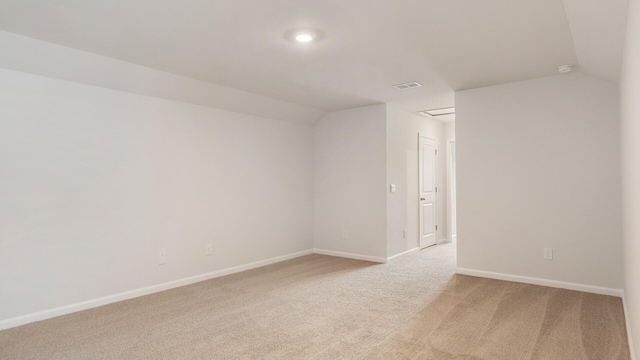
0,243 -> 630,359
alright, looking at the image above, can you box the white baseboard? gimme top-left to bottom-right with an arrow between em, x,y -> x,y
313,249 -> 387,263
387,247 -> 419,262
313,247 -> 420,263
623,292 -> 637,360
456,267 -> 624,297
437,238 -> 450,245
0,249 -> 314,331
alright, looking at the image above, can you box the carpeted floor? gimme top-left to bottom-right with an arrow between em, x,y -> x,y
0,243 -> 630,359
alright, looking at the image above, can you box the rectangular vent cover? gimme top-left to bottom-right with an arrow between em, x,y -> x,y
394,81 -> 422,90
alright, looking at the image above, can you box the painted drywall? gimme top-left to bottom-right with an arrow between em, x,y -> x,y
0,68 -> 313,321
386,105 -> 445,258
621,0 -> 640,356
313,105 -> 387,259
456,73 -> 623,290
0,31 -> 324,125
444,122 -> 455,141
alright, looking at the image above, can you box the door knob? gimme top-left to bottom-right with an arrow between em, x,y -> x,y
420,197 -> 425,201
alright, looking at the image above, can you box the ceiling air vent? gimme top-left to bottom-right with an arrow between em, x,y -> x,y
394,81 -> 422,90
419,107 -> 455,117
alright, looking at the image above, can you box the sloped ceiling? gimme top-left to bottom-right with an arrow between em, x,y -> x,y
0,0 -> 629,123
562,0 -> 629,83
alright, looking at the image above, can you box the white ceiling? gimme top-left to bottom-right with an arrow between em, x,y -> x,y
0,0 -> 629,120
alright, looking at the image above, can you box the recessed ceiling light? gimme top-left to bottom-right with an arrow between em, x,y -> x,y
286,29 -> 322,43
295,33 -> 314,42
419,107 -> 455,117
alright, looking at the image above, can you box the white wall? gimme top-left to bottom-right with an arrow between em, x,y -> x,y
0,68 -> 313,322
386,105 -> 445,258
313,105 -> 388,260
444,122 -> 455,140
456,73 -> 624,290
621,0 -> 640,356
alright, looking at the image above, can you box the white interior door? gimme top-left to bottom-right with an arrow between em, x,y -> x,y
419,136 -> 437,249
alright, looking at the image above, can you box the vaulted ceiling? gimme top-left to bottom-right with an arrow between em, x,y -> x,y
0,0 -> 629,122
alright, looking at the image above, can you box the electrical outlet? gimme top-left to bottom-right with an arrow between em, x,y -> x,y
403,229 -> 407,239
206,244 -> 213,256
342,230 -> 348,239
543,248 -> 553,260
159,252 -> 166,265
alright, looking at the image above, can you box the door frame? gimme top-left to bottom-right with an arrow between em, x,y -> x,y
418,134 -> 438,249
446,138 -> 456,243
